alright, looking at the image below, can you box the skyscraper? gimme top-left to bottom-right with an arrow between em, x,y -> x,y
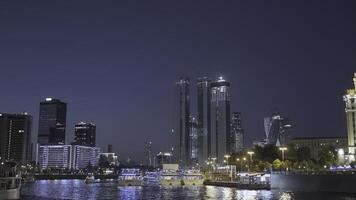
197,77 -> 211,165
210,77 -> 231,163
189,117 -> 199,166
38,98 -> 67,145
0,113 -> 32,164
231,112 -> 244,152
264,113 -> 291,146
344,73 -> 356,160
73,122 -> 96,147
145,141 -> 153,166
175,77 -> 190,167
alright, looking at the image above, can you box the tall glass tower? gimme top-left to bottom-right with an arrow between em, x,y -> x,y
189,116 -> 199,166
231,112 -> 244,152
175,78 -> 190,167
197,77 -> 211,165
344,73 -> 356,161
210,77 -> 231,164
38,98 -> 67,145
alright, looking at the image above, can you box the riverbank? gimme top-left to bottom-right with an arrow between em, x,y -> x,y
34,174 -> 117,180
271,173 -> 356,193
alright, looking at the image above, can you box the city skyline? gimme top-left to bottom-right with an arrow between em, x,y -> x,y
0,1 -> 355,162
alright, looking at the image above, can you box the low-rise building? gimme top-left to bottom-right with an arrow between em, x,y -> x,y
290,136 -> 347,160
100,152 -> 119,166
72,145 -> 100,170
38,145 -> 100,170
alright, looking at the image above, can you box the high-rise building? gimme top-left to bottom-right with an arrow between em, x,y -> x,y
231,112 -> 244,152
344,73 -> 356,160
264,113 -> 291,146
210,77 -> 231,163
73,122 -> 96,147
145,141 -> 153,166
0,113 -> 32,164
197,77 -> 211,165
175,77 -> 190,167
189,117 -> 199,166
38,98 -> 67,145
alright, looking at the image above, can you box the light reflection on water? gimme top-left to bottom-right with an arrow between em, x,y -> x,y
21,180 -> 351,200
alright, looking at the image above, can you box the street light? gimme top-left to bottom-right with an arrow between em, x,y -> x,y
279,147 -> 287,161
247,151 -> 255,162
224,155 -> 231,166
247,151 -> 255,171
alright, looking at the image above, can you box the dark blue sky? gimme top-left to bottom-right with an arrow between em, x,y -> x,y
0,1 -> 355,162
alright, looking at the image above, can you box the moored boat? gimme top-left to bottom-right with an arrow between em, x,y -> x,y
159,164 -> 182,186
118,168 -> 143,186
181,170 -> 204,186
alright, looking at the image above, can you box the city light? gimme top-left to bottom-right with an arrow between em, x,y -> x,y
279,147 -> 288,161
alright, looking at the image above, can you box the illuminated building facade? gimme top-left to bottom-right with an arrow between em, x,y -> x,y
38,145 -> 72,169
231,112 -> 244,152
72,145 -> 100,169
344,73 -> 356,160
189,117 -> 198,165
38,145 -> 100,170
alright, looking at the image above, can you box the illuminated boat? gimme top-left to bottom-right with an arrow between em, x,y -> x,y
181,170 -> 204,186
0,162 -> 21,199
159,164 -> 183,186
118,169 -> 143,186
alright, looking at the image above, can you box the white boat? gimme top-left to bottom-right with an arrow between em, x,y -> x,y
143,171 -> 160,185
0,162 -> 21,199
159,164 -> 183,186
118,169 -> 143,186
181,170 -> 204,186
160,170 -> 183,186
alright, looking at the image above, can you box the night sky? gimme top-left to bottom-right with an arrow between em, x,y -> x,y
0,1 -> 355,162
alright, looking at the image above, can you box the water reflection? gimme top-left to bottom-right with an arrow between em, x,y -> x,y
21,180 -> 354,200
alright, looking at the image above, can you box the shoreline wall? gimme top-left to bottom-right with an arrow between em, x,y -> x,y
271,174 -> 356,193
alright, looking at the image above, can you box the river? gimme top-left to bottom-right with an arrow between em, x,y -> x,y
21,180 -> 356,199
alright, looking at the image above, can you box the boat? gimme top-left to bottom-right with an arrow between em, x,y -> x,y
0,162 -> 21,199
85,173 -> 97,183
181,170 -> 204,186
159,164 -> 182,186
118,168 -> 143,186
143,171 -> 160,186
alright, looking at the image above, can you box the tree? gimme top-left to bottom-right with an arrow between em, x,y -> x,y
272,159 -> 283,171
99,155 -> 110,169
297,147 -> 311,162
254,144 -> 279,163
318,145 -> 337,166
